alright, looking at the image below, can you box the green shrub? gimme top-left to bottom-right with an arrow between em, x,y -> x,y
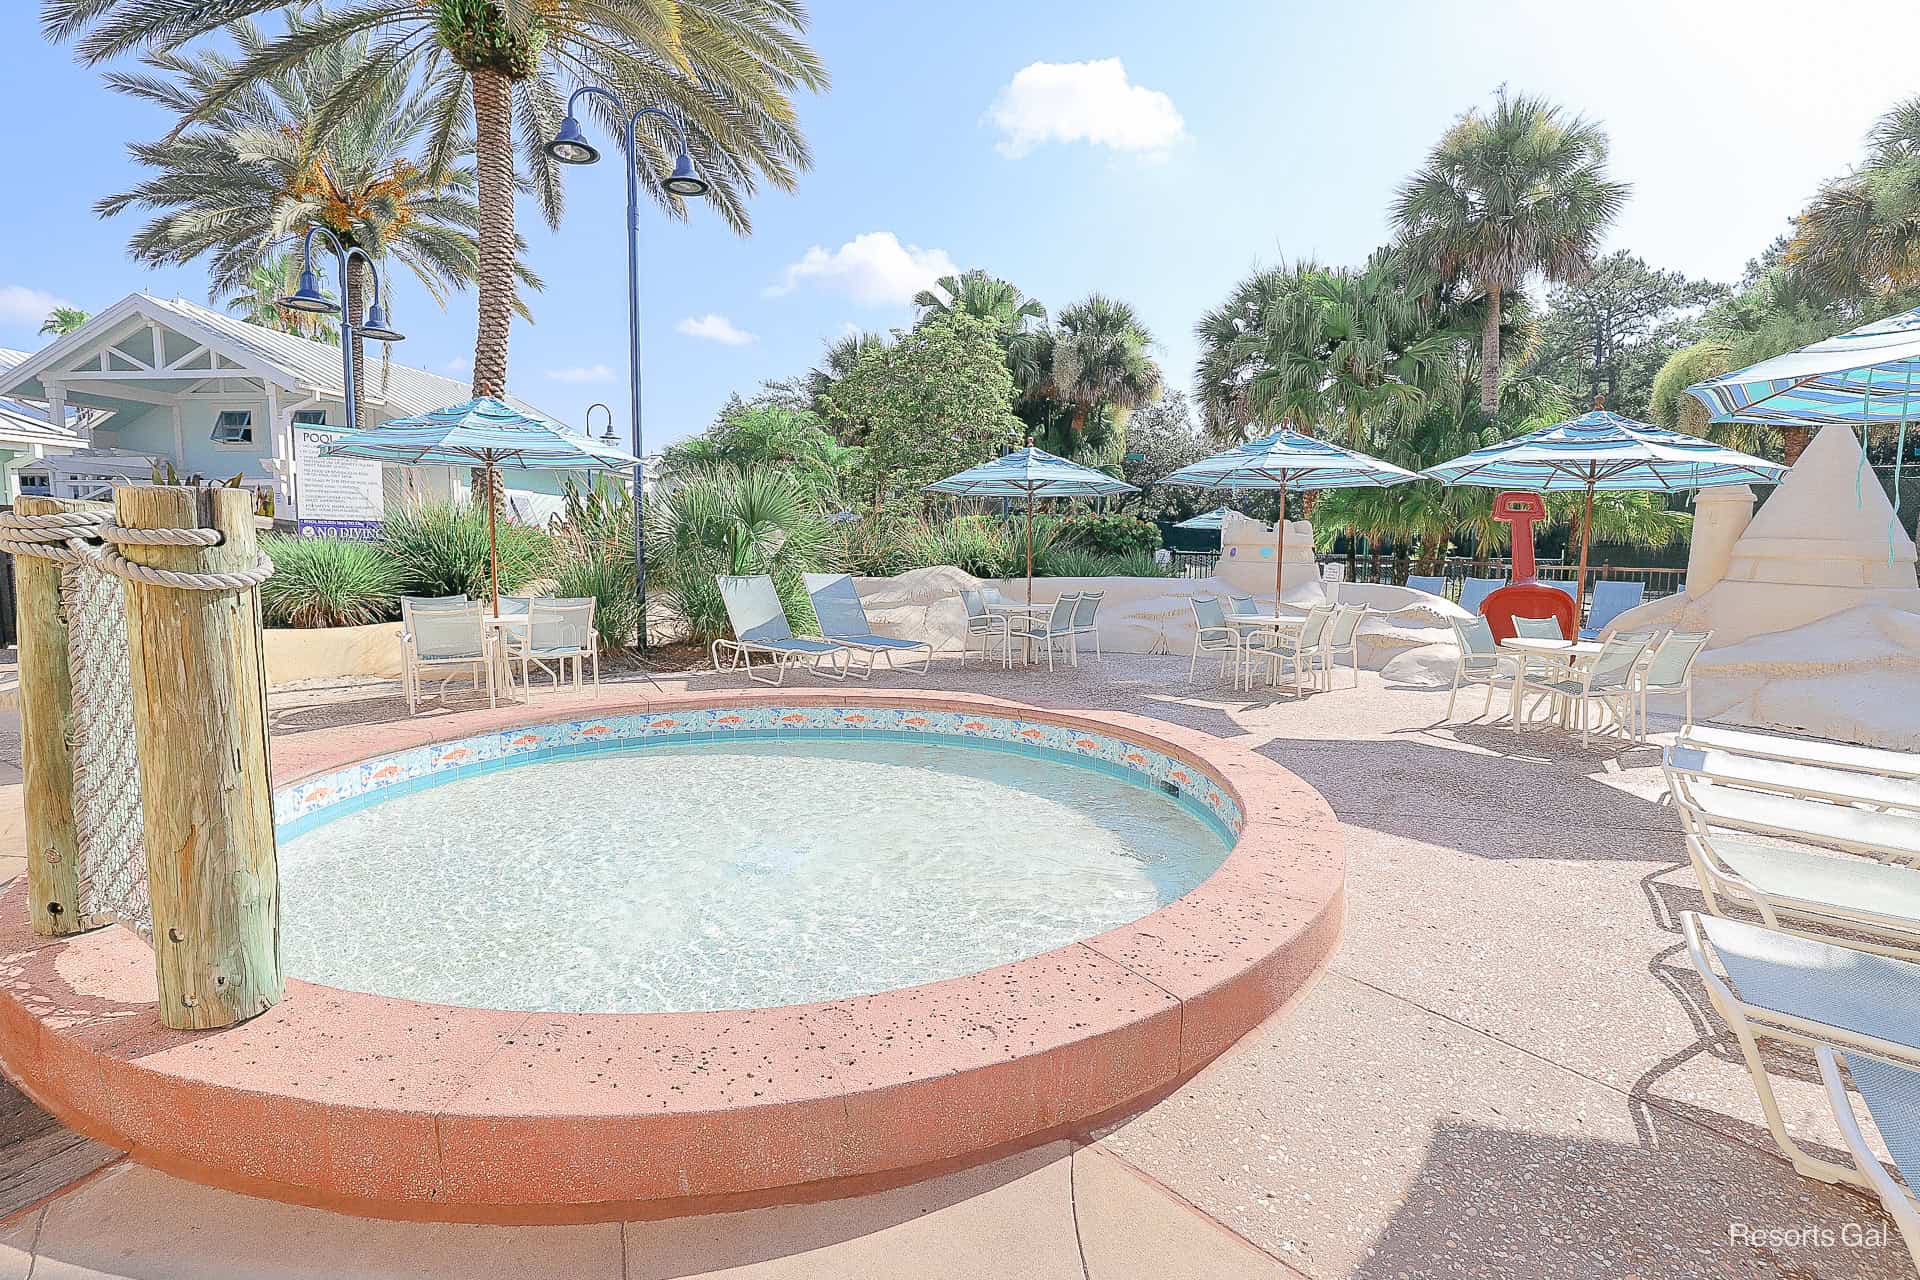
1059,512 -> 1161,557
1039,548 -> 1171,579
380,503 -> 553,599
553,546 -> 642,653
258,534 -> 405,628
645,466 -> 833,643
834,511 -> 919,577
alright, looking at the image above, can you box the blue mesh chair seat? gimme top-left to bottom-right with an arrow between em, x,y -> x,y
712,575 -> 849,686
1817,1046 -> 1920,1268
1405,575 -> 1446,598
1458,577 -> 1506,614
802,573 -> 932,678
1580,580 -> 1645,639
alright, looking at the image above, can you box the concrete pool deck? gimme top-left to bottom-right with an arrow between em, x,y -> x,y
0,655 -> 1909,1276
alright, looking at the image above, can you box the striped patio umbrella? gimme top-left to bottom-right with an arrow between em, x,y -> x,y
924,446 -> 1136,604
1420,407 -> 1785,615
1173,504 -> 1262,532
1686,306 -> 1920,428
321,395 -> 639,613
1162,425 -> 1416,597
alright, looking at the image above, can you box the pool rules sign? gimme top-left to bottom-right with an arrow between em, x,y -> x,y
293,427 -> 385,540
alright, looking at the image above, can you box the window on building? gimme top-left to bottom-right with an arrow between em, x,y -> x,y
291,409 -> 328,427
210,410 -> 253,445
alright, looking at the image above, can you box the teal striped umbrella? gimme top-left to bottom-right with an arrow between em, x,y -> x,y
1686,307 -> 1920,429
925,446 -> 1136,603
1162,425 -> 1416,597
322,396 -> 638,612
1174,505 -> 1242,531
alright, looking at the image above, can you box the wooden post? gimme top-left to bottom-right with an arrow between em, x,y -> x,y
17,497 -> 94,935
116,485 -> 281,1029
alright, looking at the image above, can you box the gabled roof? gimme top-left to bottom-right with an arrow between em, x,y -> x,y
0,293 -> 565,429
0,349 -> 84,448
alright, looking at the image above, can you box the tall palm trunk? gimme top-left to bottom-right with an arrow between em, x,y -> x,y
469,66 -> 516,400
1480,284 -> 1502,416
344,257 -> 368,429
1780,426 -> 1812,468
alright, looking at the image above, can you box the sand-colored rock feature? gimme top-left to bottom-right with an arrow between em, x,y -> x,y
1607,424 -> 1920,747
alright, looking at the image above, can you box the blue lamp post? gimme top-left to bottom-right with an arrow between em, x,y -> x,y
544,89 -> 708,650
280,226 -> 405,430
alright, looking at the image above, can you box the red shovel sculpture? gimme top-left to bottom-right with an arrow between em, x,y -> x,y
1477,492 -> 1577,641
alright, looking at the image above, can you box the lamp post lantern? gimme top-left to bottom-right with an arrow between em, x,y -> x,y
280,226 -> 405,430
544,89 -> 708,650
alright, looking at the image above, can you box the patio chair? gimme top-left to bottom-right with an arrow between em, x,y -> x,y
1259,604 -> 1335,696
1008,593 -> 1081,671
1530,632 -> 1651,746
1634,630 -> 1710,735
711,574 -> 849,686
404,603 -> 496,715
512,597 -> 599,697
957,590 -> 1012,669
1511,614 -> 1566,642
1580,580 -> 1645,639
1405,574 -> 1446,598
1190,595 -> 1255,688
1322,604 -> 1368,689
400,594 -> 474,710
1668,739 -> 1920,816
1816,1046 -> 1920,1270
1445,615 -> 1519,720
1544,579 -> 1580,604
1458,577 -> 1505,614
803,573 -> 933,677
1683,725 -> 1920,784
1665,770 -> 1920,869
1684,912 -> 1920,1188
1068,590 -> 1106,661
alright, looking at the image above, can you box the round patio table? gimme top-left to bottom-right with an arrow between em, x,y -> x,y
1498,636 -> 1604,729
987,600 -> 1052,665
1224,612 -> 1309,691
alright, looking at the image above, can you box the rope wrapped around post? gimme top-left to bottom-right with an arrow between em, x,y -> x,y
0,509 -> 276,592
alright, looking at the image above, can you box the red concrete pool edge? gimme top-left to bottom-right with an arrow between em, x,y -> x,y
0,689 -> 1345,1223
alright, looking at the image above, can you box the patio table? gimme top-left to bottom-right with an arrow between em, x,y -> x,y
1225,613 -> 1309,691
987,601 -> 1053,665
1498,636 -> 1603,729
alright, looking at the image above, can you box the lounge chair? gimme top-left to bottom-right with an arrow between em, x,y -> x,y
1445,615 -> 1519,720
404,602 -> 497,715
1580,580 -> 1645,639
1668,772 -> 1920,868
803,573 -> 932,676
1322,604 -> 1367,689
958,589 -> 1011,669
1528,632 -> 1651,746
1458,577 -> 1505,614
711,574 -> 848,686
1685,912 -> 1920,1188
1068,590 -> 1105,661
1404,574 -> 1446,598
1683,725 -> 1920,784
510,597 -> 599,697
1544,578 -> 1579,604
1816,1047 -> 1920,1269
1008,594 -> 1081,671
1667,739 -> 1920,816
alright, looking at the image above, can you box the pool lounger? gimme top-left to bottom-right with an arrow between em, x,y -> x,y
802,572 -> 934,678
713,574 -> 852,686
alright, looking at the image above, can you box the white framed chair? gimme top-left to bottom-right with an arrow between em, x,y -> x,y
399,594 -> 475,712
1189,596 -> 1250,688
1458,577 -> 1505,614
1008,594 -> 1081,671
1580,579 -> 1645,639
404,603 -> 496,715
803,573 -> 933,676
711,574 -> 849,685
1531,632 -> 1652,746
1068,590 -> 1105,661
1321,604 -> 1367,689
1259,604 -> 1335,695
1816,1046 -> 1920,1270
957,589 -> 1011,669
1445,616 -> 1519,720
512,597 -> 599,697
1635,630 -> 1710,737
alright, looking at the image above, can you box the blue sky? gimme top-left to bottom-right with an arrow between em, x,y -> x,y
5,0 -> 1920,448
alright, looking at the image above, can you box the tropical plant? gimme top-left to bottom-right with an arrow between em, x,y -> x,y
1058,512 -> 1160,557
1392,88 -> 1629,415
663,402 -> 863,505
48,0 -> 828,401
553,545 -> 641,653
93,14 -> 532,423
37,306 -> 89,337
1040,548 -> 1171,579
380,502 -> 553,598
1048,294 -> 1162,456
257,533 -> 405,627
1787,98 -> 1920,302
912,269 -> 1046,334
645,466 -> 834,643
227,250 -> 339,342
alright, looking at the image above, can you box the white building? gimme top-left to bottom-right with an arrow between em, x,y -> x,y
0,293 -> 595,521
0,349 -> 86,497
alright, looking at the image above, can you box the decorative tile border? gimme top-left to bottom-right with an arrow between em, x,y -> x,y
273,704 -> 1245,844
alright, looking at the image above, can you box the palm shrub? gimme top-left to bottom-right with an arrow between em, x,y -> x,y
1057,512 -> 1160,557
258,534 -> 405,628
1041,548 -> 1171,579
380,503 -> 553,599
646,466 -> 835,643
553,547 -> 642,654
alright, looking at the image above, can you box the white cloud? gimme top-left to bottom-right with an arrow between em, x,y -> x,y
442,355 -> 472,375
677,313 -> 757,346
545,363 -> 617,385
766,231 -> 958,306
0,284 -> 73,331
987,58 -> 1185,159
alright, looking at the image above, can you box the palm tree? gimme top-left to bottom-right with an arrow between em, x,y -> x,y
1194,264 -> 1304,443
47,0 -> 828,402
1049,295 -> 1162,457
95,16 -> 527,424
37,307 -> 89,337
913,269 -> 1046,334
227,251 -> 340,343
1787,98 -> 1920,301
1392,88 -> 1629,416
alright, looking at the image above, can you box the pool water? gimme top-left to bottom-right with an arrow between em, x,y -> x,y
279,738 -> 1229,1013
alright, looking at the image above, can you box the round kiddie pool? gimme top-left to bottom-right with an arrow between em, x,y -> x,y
0,691 -> 1344,1223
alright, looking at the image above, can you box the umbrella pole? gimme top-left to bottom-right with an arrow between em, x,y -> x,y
1025,491 -> 1035,607
487,461 -> 501,617
1574,479 -> 1594,630
1273,476 -> 1289,600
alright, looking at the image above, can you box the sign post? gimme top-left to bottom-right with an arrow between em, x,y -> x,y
292,427 -> 384,540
